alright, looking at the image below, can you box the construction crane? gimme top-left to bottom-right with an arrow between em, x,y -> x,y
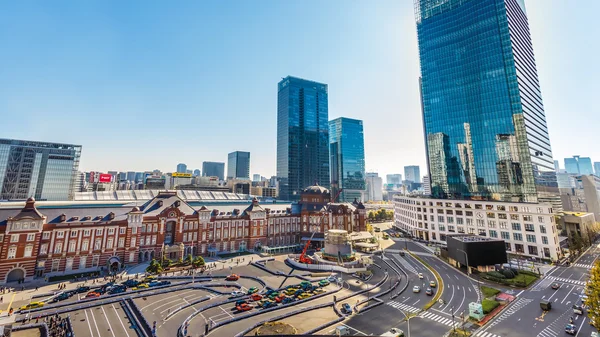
332,188 -> 343,203
299,231 -> 317,264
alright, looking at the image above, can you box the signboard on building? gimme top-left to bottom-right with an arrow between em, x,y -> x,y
172,173 -> 192,178
98,174 -> 112,183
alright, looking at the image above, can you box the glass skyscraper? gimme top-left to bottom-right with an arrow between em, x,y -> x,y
329,117 -> 366,202
277,76 -> 330,201
415,0 -> 557,203
202,161 -> 225,180
0,138 -> 82,201
227,151 -> 250,179
564,156 -> 594,176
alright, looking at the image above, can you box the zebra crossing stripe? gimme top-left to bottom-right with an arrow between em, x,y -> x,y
386,301 -> 419,313
546,276 -> 585,286
418,311 -> 458,327
475,331 -> 502,337
573,263 -> 593,269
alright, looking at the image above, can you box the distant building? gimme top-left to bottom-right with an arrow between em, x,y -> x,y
75,172 -> 86,193
202,162 -> 225,180
134,172 -> 145,183
329,117 -> 366,202
366,173 -> 383,201
0,138 -> 82,201
404,166 -> 421,183
386,174 -> 402,185
561,212 -> 597,244
594,162 -> 600,177
277,76 -> 330,201
227,151 -> 250,180
176,163 -> 187,174
253,174 -> 261,182
554,160 -> 560,173
193,169 -> 201,177
118,172 -> 127,182
126,171 -> 136,182
251,186 -> 278,198
145,177 -> 166,189
565,156 -> 594,175
422,176 -> 431,196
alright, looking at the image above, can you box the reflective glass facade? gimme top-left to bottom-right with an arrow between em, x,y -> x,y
227,151 -> 250,179
202,162 -> 225,180
564,156 -> 593,175
415,0 -> 557,203
0,139 -> 82,201
277,76 -> 329,201
329,117 -> 366,202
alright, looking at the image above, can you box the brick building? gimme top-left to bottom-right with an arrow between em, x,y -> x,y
0,188 -> 366,284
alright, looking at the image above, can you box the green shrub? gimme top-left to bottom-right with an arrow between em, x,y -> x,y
481,286 -> 501,298
510,268 -> 519,275
482,299 -> 500,314
501,269 -> 515,279
487,271 -> 506,279
519,270 -> 539,277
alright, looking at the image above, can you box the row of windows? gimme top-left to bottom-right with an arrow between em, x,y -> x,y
398,198 -> 552,214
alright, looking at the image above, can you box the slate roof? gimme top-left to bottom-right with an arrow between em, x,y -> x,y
302,184 -> 330,194
138,192 -> 196,217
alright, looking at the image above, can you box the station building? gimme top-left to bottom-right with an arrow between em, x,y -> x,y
0,186 -> 366,284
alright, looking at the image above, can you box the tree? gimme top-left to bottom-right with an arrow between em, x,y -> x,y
192,256 -> 205,268
569,232 -> 584,254
146,259 -> 163,274
185,254 -> 193,265
587,260 -> 600,329
368,211 -> 375,221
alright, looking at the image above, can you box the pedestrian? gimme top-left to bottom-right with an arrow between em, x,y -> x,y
0,296 -> 3,303
35,286 -> 38,291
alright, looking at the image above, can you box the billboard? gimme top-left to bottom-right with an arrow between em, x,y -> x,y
98,174 -> 112,183
172,173 -> 192,178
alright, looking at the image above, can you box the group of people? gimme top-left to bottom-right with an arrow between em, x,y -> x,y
45,314 -> 73,337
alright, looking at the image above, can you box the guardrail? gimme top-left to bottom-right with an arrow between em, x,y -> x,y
65,315 -> 75,337
285,258 -> 367,273
381,255 -> 408,300
127,298 -> 154,337
121,299 -> 149,337
10,322 -> 49,337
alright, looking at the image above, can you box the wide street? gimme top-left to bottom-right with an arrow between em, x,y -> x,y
476,242 -> 600,337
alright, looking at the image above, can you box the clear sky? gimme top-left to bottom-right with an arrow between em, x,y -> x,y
1,1 -> 598,180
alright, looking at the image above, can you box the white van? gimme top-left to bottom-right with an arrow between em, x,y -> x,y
335,326 -> 351,336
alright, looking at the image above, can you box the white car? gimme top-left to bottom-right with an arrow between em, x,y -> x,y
230,290 -> 244,297
418,273 -> 424,279
413,286 -> 421,293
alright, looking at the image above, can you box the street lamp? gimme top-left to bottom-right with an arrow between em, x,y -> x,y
457,248 -> 482,304
398,309 -> 412,337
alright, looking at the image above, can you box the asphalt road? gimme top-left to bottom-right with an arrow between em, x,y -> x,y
70,303 -> 136,337
477,242 -> 600,337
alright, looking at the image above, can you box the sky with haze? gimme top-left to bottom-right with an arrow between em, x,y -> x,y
1,0 -> 598,180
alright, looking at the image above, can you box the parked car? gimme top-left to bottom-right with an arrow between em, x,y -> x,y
342,303 -> 353,314
426,288 -> 434,296
226,274 -> 240,281
261,301 -> 277,309
20,302 -> 44,310
230,290 -> 245,298
429,281 -> 437,288
282,297 -> 295,304
413,286 -> 421,293
551,283 -> 560,290
85,292 -> 101,299
122,280 -> 140,288
76,286 -> 90,293
236,303 -> 252,312
314,288 -> 326,294
132,283 -> 150,290
158,280 -> 171,286
250,294 -> 263,301
247,287 -> 259,294
52,293 -> 71,303
143,275 -> 158,283
235,299 -> 247,306
298,292 -> 312,300
319,279 -> 330,287
109,287 -> 126,295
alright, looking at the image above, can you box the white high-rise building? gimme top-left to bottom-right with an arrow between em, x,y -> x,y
366,172 -> 383,201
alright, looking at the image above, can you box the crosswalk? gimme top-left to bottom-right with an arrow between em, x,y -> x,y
385,301 -> 420,313
473,331 -> 502,337
572,263 -> 594,269
546,276 -> 586,286
392,254 -> 417,274
483,298 -> 533,330
418,311 -> 459,328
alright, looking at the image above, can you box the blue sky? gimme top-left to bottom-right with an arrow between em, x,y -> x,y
1,1 -> 598,179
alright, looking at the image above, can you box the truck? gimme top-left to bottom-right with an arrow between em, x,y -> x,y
540,300 -> 552,311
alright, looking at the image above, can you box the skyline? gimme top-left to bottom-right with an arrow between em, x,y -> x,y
1,1 -> 599,180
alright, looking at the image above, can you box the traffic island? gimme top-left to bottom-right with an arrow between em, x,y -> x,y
255,322 -> 297,335
410,252 -> 444,310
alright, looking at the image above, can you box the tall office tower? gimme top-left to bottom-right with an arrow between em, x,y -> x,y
423,175 -> 431,196
276,76 -> 330,200
329,117 -> 366,202
202,161 -> 225,180
126,171 -> 136,182
253,174 -> 261,182
193,169 -> 201,177
404,166 -> 421,183
595,163 -> 600,177
176,163 -> 187,173
565,156 -> 594,175
365,172 -> 383,201
0,139 -> 82,201
415,0 -> 557,203
554,160 -> 560,173
227,151 -> 251,180
386,174 -> 403,185
134,172 -> 145,183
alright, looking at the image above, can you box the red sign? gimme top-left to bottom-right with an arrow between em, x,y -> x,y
99,174 -> 112,183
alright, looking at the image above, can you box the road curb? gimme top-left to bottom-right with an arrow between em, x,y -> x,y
409,252 -> 444,311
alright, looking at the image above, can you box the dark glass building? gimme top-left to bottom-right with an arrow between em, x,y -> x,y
227,151 -> 250,179
415,0 -> 557,203
202,161 -> 225,180
329,117 -> 366,202
277,76 -> 330,201
0,138 -> 82,201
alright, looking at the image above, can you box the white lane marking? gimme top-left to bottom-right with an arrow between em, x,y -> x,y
89,308 -> 102,337
457,286 -> 466,311
140,290 -> 197,310
84,309 -> 96,337
560,285 -> 573,304
112,304 -> 131,337
101,306 -> 117,337
441,283 -> 455,311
